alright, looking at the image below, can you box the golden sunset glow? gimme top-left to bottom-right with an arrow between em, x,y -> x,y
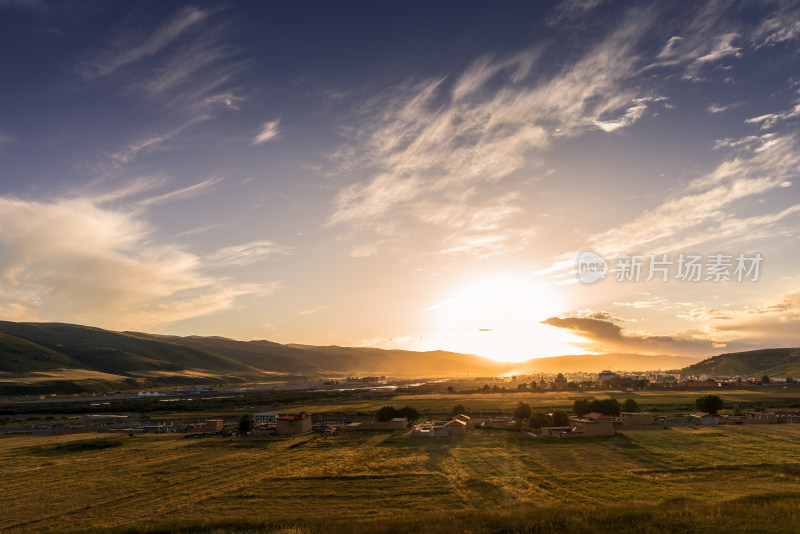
420,274 -> 582,362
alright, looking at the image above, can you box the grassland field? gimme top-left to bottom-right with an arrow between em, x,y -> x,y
3,423 -> 800,533
262,388 -> 800,418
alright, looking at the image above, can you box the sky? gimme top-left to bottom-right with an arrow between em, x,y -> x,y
1,0 -> 800,363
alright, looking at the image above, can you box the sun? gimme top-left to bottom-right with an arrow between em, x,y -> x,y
421,274 -> 581,362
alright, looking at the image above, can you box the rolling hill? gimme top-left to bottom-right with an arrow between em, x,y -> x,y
682,348 -> 800,377
6,320 -> 794,396
523,353 -> 701,373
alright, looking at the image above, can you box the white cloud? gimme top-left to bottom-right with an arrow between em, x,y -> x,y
136,177 -> 224,208
328,7 -> 658,252
583,134 -> 800,255
296,305 -> 330,316
207,240 -> 291,266
0,194 -> 280,330
745,103 -> 800,130
253,120 -> 281,145
706,101 -> 743,114
81,6 -> 208,78
80,5 -> 246,116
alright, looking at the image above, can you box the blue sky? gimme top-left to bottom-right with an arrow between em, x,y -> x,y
2,0 -> 800,362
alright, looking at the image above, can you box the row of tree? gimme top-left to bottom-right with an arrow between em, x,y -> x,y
572,397 -> 640,416
512,402 -> 570,428
376,405 -> 420,422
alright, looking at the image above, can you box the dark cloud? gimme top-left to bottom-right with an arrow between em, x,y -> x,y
541,315 -> 747,357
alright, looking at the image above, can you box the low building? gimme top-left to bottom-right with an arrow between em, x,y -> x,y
253,414 -> 277,425
717,415 -> 745,425
689,412 -> 718,425
542,413 -> 614,438
445,419 -> 467,436
618,412 -> 663,430
745,412 -> 778,424
776,411 -> 800,423
570,412 -> 615,437
276,412 -> 312,435
199,419 -> 223,432
452,414 -> 471,427
662,416 -> 691,426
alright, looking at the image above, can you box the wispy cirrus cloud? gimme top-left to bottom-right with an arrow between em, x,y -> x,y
253,120 -> 280,145
581,133 -> 800,256
206,240 -> 291,267
80,5 -> 246,113
82,6 -> 208,79
328,6 -> 662,255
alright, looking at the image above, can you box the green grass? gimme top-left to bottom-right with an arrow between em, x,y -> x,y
3,426 -> 800,533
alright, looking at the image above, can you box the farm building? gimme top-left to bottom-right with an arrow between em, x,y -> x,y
452,414 -> 471,427
541,413 -> 615,438
717,415 -> 745,425
445,419 -> 467,436
662,416 -> 692,426
276,412 -> 312,435
746,412 -> 778,424
411,418 -> 468,438
776,412 -> 800,423
253,414 -> 277,425
689,412 -> 718,425
196,419 -> 223,432
618,412 -> 663,430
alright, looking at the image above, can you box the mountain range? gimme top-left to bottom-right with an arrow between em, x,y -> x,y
5,320 -> 794,394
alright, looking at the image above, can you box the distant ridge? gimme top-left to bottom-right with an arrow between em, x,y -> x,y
0,320 -> 784,395
682,348 -> 800,377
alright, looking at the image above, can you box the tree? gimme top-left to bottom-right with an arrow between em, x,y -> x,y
589,398 -> 621,416
377,406 -> 398,422
451,404 -> 469,417
695,395 -> 723,414
761,375 -> 770,384
529,412 -> 552,429
237,413 -> 254,435
732,405 -> 743,416
552,410 -> 570,426
517,382 -> 528,390
622,398 -> 641,413
447,386 -> 454,393
573,398 -> 592,417
492,384 -> 500,392
397,406 -> 419,423
513,401 -> 532,422
482,384 -> 491,391
787,377 -> 795,384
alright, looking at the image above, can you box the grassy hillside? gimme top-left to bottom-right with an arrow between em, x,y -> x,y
0,322 -> 265,381
129,333 -> 323,375
683,348 -> 800,376
0,333 -> 84,373
525,352 -> 700,373
287,344 -> 512,377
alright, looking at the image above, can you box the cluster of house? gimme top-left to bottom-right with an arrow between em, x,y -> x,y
664,411 -> 800,425
536,410 -> 800,438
